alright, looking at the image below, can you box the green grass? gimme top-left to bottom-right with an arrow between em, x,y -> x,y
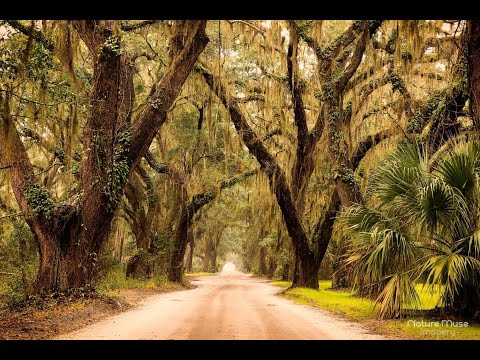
412,284 -> 442,310
270,280 -> 480,340
185,272 -> 216,277
96,265 -> 169,294
272,280 -> 377,321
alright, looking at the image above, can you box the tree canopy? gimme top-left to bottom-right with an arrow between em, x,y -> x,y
1,19 -> 480,320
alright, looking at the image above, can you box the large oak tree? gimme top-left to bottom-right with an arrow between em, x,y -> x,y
0,20 -> 208,292
198,20 -> 382,288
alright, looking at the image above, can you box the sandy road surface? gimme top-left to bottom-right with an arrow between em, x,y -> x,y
58,271 -> 385,340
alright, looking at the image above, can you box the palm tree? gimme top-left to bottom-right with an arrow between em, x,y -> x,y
342,139 -> 480,319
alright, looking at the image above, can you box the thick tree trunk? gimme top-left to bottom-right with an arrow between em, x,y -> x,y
4,20 -> 208,294
291,152 -> 315,216
36,236 -> 95,293
202,257 -> 210,272
267,257 -> 277,279
282,263 -> 290,281
125,176 -> 159,278
325,91 -> 362,289
1,92 -> 95,293
291,190 -> 340,288
211,245 -> 218,272
292,251 -> 319,289
203,238 -> 212,272
36,240 -> 66,293
77,25 -> 135,287
33,204 -> 106,293
168,201 -> 191,282
259,246 -> 268,275
186,231 -> 194,273
467,20 -> 480,132
126,226 -> 153,279
287,25 -> 322,216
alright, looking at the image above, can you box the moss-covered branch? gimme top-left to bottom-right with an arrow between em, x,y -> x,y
351,130 -> 391,170
5,20 -> 54,52
311,189 -> 340,265
128,21 -> 209,169
144,151 -> 185,185
289,20 -> 322,58
191,169 -> 258,213
121,20 -> 163,32
196,62 -> 314,259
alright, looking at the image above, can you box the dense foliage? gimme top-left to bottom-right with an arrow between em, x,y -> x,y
1,20 -> 479,320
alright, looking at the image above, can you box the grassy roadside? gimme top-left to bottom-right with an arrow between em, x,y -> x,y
97,266 -> 181,294
0,267 -> 189,339
185,272 -> 217,277
271,280 -> 480,340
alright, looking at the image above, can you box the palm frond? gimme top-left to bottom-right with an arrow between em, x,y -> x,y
420,253 -> 480,307
455,228 -> 480,259
341,205 -> 390,233
375,273 -> 420,319
418,178 -> 471,239
437,152 -> 477,199
344,139 -> 480,317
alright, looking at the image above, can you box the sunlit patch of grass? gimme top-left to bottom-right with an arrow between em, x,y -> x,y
185,272 -> 216,277
412,284 -> 442,310
282,282 -> 378,321
269,281 -> 290,288
96,265 -> 169,294
270,280 -> 332,289
270,280 -> 480,339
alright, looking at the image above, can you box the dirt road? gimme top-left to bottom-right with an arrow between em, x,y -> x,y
58,271 -> 385,340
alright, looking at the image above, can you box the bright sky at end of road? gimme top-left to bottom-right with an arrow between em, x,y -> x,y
222,262 -> 236,273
